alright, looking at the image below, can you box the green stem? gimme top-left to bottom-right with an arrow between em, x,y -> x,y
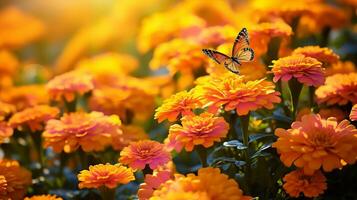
288,78 -> 303,120
239,113 -> 251,190
99,187 -> 116,200
142,165 -> 153,176
264,37 -> 282,67
309,86 -> 316,109
196,145 -> 208,167
77,149 -> 88,169
29,131 -> 45,167
63,97 -> 77,113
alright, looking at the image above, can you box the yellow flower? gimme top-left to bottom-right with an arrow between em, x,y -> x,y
292,46 -> 339,66
273,114 -> 357,175
78,163 -> 135,189
325,61 -> 356,76
24,195 -> 63,200
151,167 -> 251,200
0,6 -> 45,49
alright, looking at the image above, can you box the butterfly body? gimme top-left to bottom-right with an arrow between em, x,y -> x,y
202,28 -> 254,74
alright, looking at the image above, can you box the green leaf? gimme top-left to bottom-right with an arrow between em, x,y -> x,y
223,140 -> 247,150
235,160 -> 246,167
249,133 -> 274,143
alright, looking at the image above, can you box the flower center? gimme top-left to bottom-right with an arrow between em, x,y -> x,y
312,132 -> 333,147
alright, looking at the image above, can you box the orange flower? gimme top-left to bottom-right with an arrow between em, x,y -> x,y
350,104 -> 357,121
151,167 -> 251,200
167,112 -> 229,152
0,159 -> 32,200
89,87 -> 155,123
316,73 -> 357,106
119,140 -> 171,170
9,105 -> 59,132
325,61 -> 356,76
283,169 -> 327,198
112,125 -> 149,150
270,55 -> 324,86
0,85 -> 49,110
78,163 -> 135,189
46,70 -> 94,102
138,170 -> 172,200
196,73 -> 281,115
43,111 -> 122,153
149,39 -> 207,75
0,101 -> 15,121
297,107 -> 346,122
196,25 -> 236,47
0,50 -> 18,87
0,122 -> 13,144
273,114 -> 357,175
24,195 -> 63,200
0,6 -> 45,49
155,90 -> 202,123
292,46 -> 339,65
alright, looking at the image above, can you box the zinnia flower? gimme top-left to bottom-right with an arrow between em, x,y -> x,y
119,140 -> 171,170
316,73 -> 357,106
270,55 -> 324,87
167,112 -> 229,152
151,167 -> 251,200
196,73 -> 281,115
325,61 -> 356,76
138,170 -> 172,200
292,46 -> 339,65
9,105 -> 59,132
283,169 -> 327,198
0,50 -> 18,87
0,101 -> 15,121
43,111 -> 122,153
0,159 -> 32,200
112,125 -> 149,150
24,195 -> 63,200
0,122 -> 13,144
155,90 -> 202,123
273,114 -> 357,175
46,70 -> 94,102
350,104 -> 357,121
297,107 -> 346,122
78,163 -> 135,189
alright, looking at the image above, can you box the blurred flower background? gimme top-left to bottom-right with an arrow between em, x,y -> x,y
0,0 -> 357,199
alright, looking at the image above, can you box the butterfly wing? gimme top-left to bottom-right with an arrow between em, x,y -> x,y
236,47 -> 254,62
224,59 -> 241,74
232,28 -> 250,57
202,49 -> 230,64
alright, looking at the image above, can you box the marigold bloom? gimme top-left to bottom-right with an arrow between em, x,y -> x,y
155,90 -> 202,123
46,70 -> 94,102
0,101 -> 15,121
0,122 -> 13,144
149,39 -> 207,75
0,6 -> 45,49
350,104 -> 357,121
0,85 -> 49,110
196,25 -> 236,47
78,163 -> 135,189
138,170 -> 172,200
9,105 -> 59,132
0,159 -> 32,200
292,46 -> 339,65
24,195 -> 63,200
325,61 -> 356,76
283,169 -> 327,198
273,114 -> 357,175
196,74 -> 281,115
167,112 -> 229,152
0,50 -> 18,87
151,167 -> 251,200
119,140 -> 171,170
316,73 -> 357,106
270,55 -> 324,87
112,125 -> 149,150
297,107 -> 346,122
43,111 -> 122,153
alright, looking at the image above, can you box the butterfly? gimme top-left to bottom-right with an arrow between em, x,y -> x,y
202,28 -> 254,74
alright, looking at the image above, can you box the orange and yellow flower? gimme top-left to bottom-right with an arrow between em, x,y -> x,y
196,73 -> 281,115
167,112 -> 229,152
46,70 -> 94,102
0,101 -> 15,121
78,163 -> 135,189
325,61 -> 356,76
316,73 -> 357,106
24,195 -> 63,200
0,122 -> 13,144
283,169 -> 327,198
119,140 -> 171,170
9,105 -> 59,132
273,114 -> 357,175
350,104 -> 357,121
155,90 -> 202,123
112,125 -> 149,150
0,159 -> 32,200
138,170 -> 172,200
151,167 -> 251,200
292,46 -> 339,66
297,107 -> 346,122
270,55 -> 324,86
43,111 -> 122,153
0,50 -> 19,87
0,6 -> 45,49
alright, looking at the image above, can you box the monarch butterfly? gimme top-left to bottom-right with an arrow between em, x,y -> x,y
202,28 -> 254,74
